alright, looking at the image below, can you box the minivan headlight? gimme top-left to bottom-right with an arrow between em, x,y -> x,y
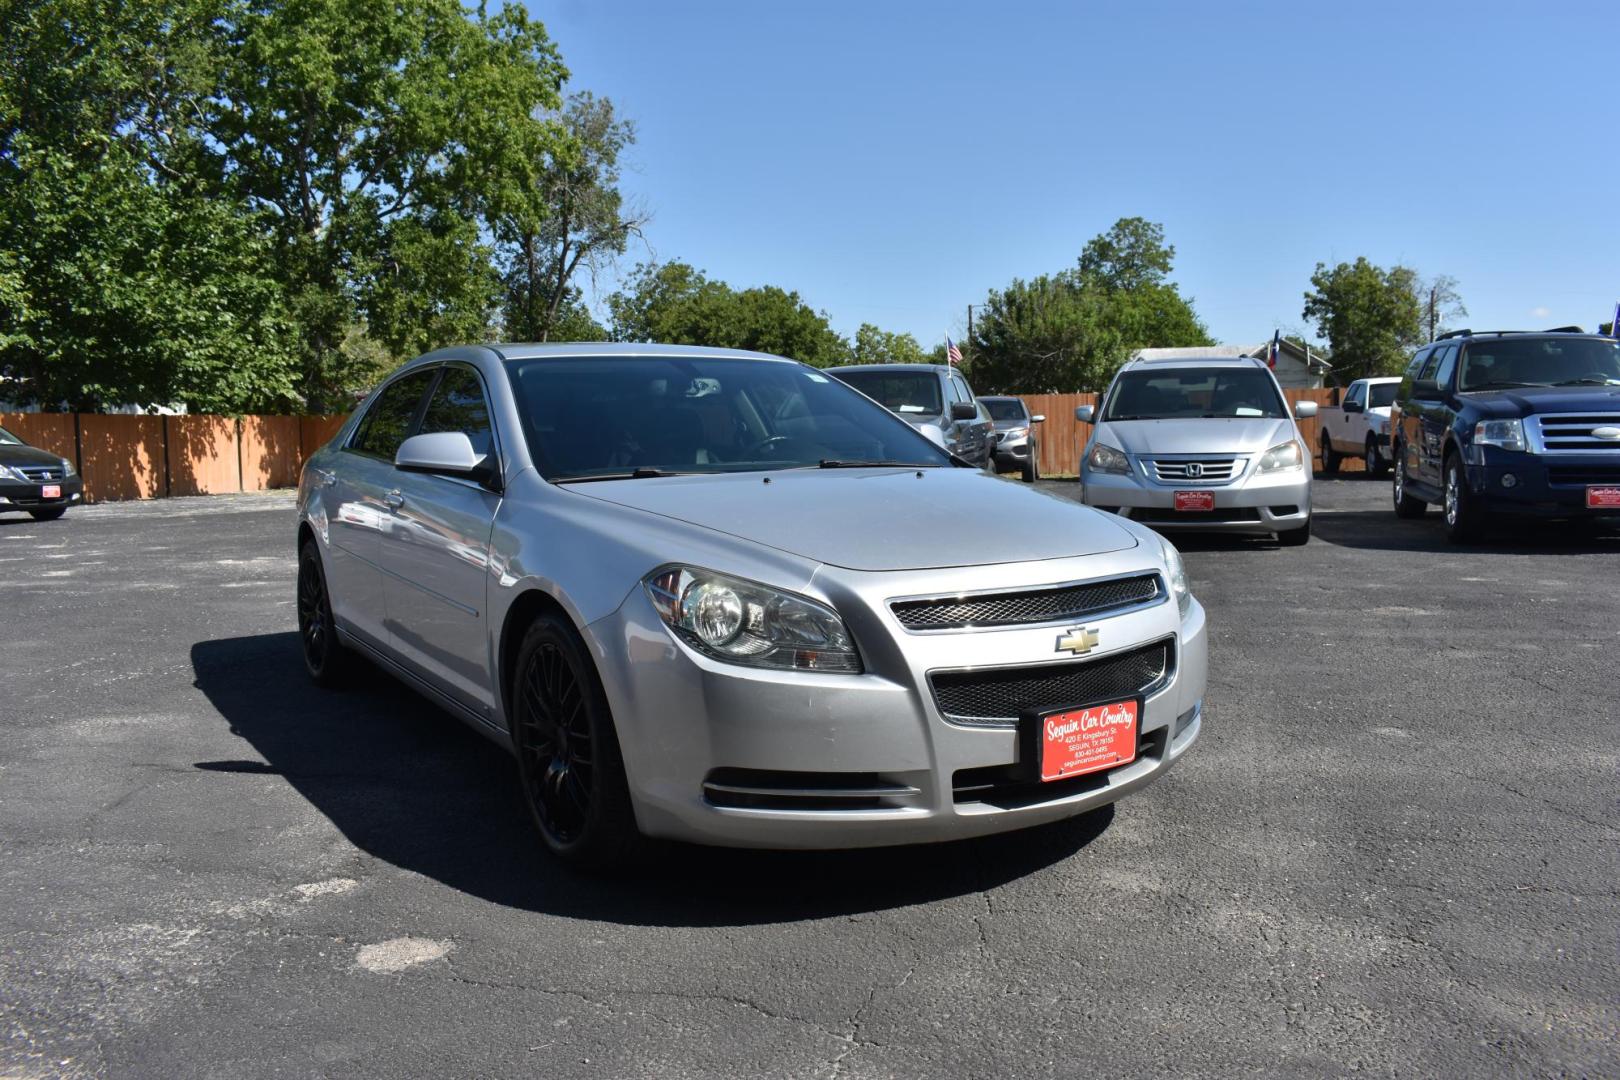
644,566 -> 861,673
0,464 -> 24,482
1473,419 -> 1526,452
1256,440 -> 1305,473
1159,536 -> 1192,619
1087,442 -> 1130,474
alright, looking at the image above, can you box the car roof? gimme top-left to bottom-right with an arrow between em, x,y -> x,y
831,363 -> 954,375
1122,355 -> 1268,372
491,342 -> 796,363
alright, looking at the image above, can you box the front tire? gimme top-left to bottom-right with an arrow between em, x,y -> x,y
1021,450 -> 1039,484
1319,432 -> 1340,474
297,540 -> 351,685
511,612 -> 640,869
1393,448 -> 1426,519
1365,436 -> 1388,476
29,507 -> 66,521
1277,517 -> 1311,546
1443,453 -> 1484,544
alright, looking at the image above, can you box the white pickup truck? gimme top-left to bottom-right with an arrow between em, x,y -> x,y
1317,376 -> 1401,475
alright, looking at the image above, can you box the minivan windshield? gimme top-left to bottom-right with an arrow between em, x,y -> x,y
1103,368 -> 1287,421
982,399 -> 1027,421
1459,337 -> 1620,391
0,425 -> 21,445
506,357 -> 952,481
1368,383 -> 1399,409
829,369 -> 943,416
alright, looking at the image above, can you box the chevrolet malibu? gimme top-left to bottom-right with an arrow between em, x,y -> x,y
1078,356 -> 1318,546
297,344 -> 1207,867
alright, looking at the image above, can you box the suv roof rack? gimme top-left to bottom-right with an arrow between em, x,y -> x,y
1543,325 -> 1585,333
1435,329 -> 1472,340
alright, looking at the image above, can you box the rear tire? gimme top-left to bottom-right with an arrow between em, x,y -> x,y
1443,453 -> 1485,544
1319,433 -> 1340,474
29,507 -> 66,521
1277,517 -> 1311,546
1393,449 -> 1426,519
511,612 -> 641,870
297,540 -> 351,686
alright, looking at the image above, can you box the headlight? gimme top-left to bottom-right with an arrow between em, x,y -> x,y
1003,426 -> 1028,440
0,465 -> 23,482
1087,442 -> 1130,474
644,566 -> 861,673
62,457 -> 77,477
1256,440 -> 1305,473
1159,536 -> 1192,619
1473,419 -> 1526,452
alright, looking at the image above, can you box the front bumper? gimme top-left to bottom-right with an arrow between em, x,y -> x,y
0,476 -> 84,512
993,432 -> 1032,469
1080,458 -> 1311,534
589,554 -> 1207,849
1466,450 -> 1620,517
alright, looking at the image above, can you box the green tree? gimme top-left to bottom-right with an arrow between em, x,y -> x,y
852,323 -> 928,365
499,92 -> 645,342
207,0 -> 571,408
968,218 -> 1212,393
608,262 -> 849,366
1302,258 -> 1425,379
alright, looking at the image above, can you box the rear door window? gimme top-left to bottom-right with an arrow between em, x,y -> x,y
351,369 -> 437,460
1432,345 -> 1459,391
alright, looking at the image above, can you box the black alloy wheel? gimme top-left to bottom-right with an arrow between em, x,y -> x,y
511,613 -> 639,867
297,541 -> 349,684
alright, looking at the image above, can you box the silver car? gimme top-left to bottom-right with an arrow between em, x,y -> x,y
827,363 -> 996,468
1077,356 -> 1317,545
296,344 -> 1207,867
980,395 -> 1045,482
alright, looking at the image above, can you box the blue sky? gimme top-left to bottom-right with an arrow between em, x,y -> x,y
539,0 -> 1619,349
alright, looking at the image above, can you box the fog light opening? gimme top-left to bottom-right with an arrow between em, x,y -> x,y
1501,473 -> 1518,489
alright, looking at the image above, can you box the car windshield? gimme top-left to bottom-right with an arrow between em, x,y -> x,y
983,399 -> 1027,421
506,356 -> 952,481
0,425 -> 21,445
828,369 -> 943,416
1103,368 -> 1287,421
1459,337 -> 1620,390
1368,383 -> 1399,408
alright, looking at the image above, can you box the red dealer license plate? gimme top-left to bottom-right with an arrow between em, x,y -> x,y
1588,487 -> 1620,509
1174,490 -> 1215,512
40,484 -> 61,499
1037,700 -> 1138,782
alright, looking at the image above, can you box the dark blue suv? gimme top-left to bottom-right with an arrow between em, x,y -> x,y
1390,329 -> 1620,542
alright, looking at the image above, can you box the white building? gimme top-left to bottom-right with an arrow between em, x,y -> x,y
1129,340 -> 1331,390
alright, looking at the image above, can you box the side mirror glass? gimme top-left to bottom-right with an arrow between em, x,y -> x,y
950,402 -> 977,421
396,431 -> 487,478
1293,400 -> 1319,419
1075,405 -> 1094,423
1030,414 -> 1046,423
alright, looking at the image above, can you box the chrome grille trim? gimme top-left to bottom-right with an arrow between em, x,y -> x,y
1148,457 -> 1242,483
929,638 -> 1175,727
1526,413 -> 1620,453
14,465 -> 63,482
889,572 -> 1165,633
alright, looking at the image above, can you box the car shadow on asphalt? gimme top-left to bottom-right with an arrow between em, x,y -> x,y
1311,510 -> 1620,554
191,632 -> 1113,925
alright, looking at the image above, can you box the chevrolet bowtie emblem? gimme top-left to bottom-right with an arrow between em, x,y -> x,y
1056,627 -> 1100,656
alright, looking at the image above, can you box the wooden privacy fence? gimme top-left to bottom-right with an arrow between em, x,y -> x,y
1015,387 -> 1353,477
0,412 -> 350,503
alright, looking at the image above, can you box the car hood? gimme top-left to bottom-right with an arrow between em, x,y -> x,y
0,443 -> 65,467
1462,386 -> 1620,418
565,468 -> 1138,571
1095,417 -> 1294,456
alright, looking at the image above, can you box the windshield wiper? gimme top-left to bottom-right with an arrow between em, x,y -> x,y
1552,378 -> 1620,386
555,466 -> 689,483
817,459 -> 938,469
1465,380 -> 1542,390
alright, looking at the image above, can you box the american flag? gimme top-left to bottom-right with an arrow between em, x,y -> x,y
946,337 -> 962,366
1267,330 -> 1281,369
1611,301 -> 1619,338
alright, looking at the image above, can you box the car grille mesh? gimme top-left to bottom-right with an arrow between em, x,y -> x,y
891,574 -> 1161,631
930,639 -> 1174,725
1150,458 -> 1239,482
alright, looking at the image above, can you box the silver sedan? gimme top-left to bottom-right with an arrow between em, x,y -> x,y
296,344 -> 1207,867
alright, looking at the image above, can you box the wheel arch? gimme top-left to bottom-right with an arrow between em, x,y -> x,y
497,588 -> 577,734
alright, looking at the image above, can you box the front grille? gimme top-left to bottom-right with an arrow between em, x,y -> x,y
14,465 -> 63,482
953,728 -> 1169,808
701,768 -> 918,811
1150,458 -> 1240,482
891,573 -> 1162,631
1548,466 -> 1620,486
1131,507 -> 1261,524
1534,414 -> 1620,452
929,639 -> 1174,726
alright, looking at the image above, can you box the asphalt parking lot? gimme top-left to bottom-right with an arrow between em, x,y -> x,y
2,477 -> 1616,1078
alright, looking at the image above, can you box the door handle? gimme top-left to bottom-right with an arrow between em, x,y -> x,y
384,490 -> 404,510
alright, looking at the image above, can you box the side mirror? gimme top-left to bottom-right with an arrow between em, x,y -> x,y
1030,414 -> 1046,424
950,402 -> 977,421
396,431 -> 490,479
1293,400 -> 1318,419
1074,405 -> 1094,423
1342,399 -> 1364,414
1412,378 -> 1441,399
